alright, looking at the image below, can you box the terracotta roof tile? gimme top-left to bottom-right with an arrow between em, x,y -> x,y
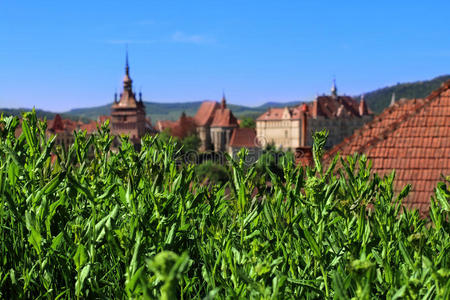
211,108 -> 238,127
324,80 -> 450,214
257,96 -> 372,121
194,101 -> 219,126
156,113 -> 197,139
229,128 -> 258,148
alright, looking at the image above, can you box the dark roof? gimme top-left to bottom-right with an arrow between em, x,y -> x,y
324,80 -> 450,213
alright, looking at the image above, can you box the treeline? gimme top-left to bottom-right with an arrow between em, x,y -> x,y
357,74 -> 450,113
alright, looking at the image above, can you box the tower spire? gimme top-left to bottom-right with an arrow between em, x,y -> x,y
221,91 -> 226,109
125,45 -> 130,76
123,46 -> 132,90
331,78 -> 337,97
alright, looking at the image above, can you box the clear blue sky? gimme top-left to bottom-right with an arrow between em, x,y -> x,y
1,0 -> 449,112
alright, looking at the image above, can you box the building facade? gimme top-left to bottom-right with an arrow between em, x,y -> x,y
209,96 -> 239,152
256,82 -> 373,150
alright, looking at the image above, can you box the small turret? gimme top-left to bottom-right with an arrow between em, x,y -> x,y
221,92 -> 227,109
390,92 -> 396,106
359,94 -> 368,116
331,78 -> 338,97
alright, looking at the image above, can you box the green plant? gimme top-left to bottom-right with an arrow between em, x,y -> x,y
0,111 -> 449,298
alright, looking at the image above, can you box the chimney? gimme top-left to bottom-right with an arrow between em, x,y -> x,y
295,103 -> 313,167
390,92 -> 396,107
359,94 -> 368,116
301,103 -> 308,146
312,98 -> 318,118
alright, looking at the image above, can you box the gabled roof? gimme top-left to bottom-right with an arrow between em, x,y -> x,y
256,96 -> 372,122
47,114 -> 79,133
256,106 -> 302,121
325,80 -> 450,213
229,128 -> 258,148
311,95 -> 364,118
211,107 -> 239,127
194,101 -> 219,126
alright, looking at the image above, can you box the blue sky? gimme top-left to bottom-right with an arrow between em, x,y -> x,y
1,0 -> 449,112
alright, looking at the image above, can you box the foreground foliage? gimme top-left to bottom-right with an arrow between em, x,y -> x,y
0,112 -> 449,299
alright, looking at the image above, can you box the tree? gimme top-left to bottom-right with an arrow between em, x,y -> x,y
182,134 -> 201,153
239,117 -> 256,128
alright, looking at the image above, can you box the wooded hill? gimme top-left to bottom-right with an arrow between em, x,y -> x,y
2,74 -> 448,121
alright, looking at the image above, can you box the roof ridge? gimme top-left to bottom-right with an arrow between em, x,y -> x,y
325,97 -> 432,160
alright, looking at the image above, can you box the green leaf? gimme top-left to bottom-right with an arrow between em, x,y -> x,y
73,244 -> 88,270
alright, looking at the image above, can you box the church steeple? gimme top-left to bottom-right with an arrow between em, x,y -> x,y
221,92 -> 227,109
125,48 -> 130,76
331,78 -> 337,97
123,49 -> 132,91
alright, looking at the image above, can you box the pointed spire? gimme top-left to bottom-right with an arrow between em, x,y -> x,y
125,45 -> 129,76
221,91 -> 226,109
123,46 -> 132,91
114,91 -> 118,103
331,78 -> 337,97
390,92 -> 396,106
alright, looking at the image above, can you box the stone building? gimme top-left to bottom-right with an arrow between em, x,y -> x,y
209,96 -> 239,152
156,94 -> 239,152
110,53 -> 153,144
256,81 -> 373,150
192,95 -> 239,152
193,101 -> 220,151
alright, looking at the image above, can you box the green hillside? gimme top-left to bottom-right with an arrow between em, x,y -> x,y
63,74 -> 450,120
63,101 -> 299,122
3,74 -> 448,122
357,74 -> 450,113
0,108 -> 91,123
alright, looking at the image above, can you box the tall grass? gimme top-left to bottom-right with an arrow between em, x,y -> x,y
0,111 -> 449,299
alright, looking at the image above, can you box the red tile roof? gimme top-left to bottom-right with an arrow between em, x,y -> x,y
257,107 -> 302,121
156,120 -> 176,132
156,113 -> 197,139
211,107 -> 239,127
194,101 -> 219,126
325,80 -> 450,213
229,128 -> 258,148
79,121 -> 99,133
257,96 -> 372,121
98,115 -> 111,124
